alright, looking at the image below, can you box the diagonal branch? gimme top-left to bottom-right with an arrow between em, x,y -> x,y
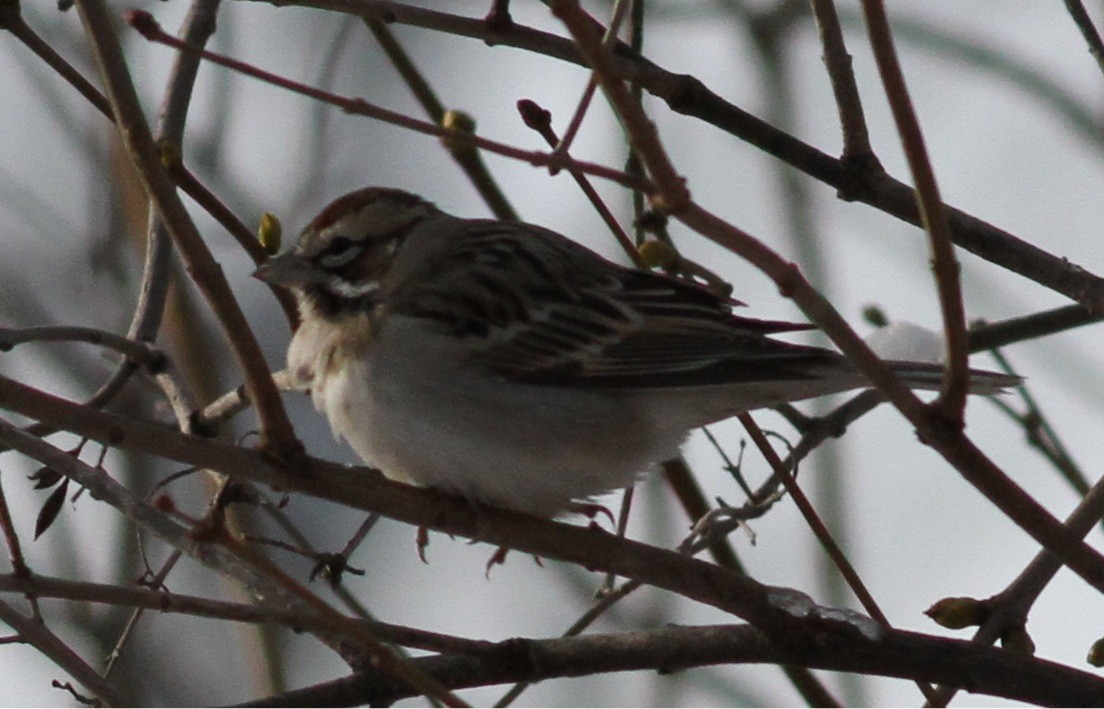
72,0 -> 300,458
0,598 -> 130,706
550,0 -> 1104,599
253,0 -> 1104,311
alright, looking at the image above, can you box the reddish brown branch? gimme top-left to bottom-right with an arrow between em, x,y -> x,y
125,10 -> 651,194
74,0 -> 299,458
551,0 -> 1104,599
859,0 -> 969,421
0,372 -> 820,640
252,0 -> 1104,311
809,0 -> 876,160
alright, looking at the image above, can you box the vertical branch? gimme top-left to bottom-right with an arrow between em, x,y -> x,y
72,0 -> 300,458
858,0 -> 969,421
808,0 -> 877,162
147,1 -> 289,689
746,9 -> 862,700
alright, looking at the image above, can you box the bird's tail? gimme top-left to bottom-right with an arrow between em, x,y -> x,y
886,360 -> 1021,395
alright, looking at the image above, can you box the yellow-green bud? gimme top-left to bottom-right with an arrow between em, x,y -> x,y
923,597 -> 988,629
442,110 -> 477,154
258,212 -> 282,255
1087,638 -> 1104,667
638,239 -> 679,271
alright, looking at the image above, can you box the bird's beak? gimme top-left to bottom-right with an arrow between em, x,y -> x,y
253,252 -> 312,288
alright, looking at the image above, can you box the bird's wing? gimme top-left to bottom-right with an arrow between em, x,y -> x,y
389,222 -> 841,388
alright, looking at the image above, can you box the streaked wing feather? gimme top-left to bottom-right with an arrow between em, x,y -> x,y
389,222 -> 836,388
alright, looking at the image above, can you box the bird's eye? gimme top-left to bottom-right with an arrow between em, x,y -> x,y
319,235 -> 361,268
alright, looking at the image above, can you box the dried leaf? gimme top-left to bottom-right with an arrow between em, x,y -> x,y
34,478 -> 69,540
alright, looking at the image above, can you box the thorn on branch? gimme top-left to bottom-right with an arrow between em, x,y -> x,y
485,545 -> 509,578
416,524 -> 429,563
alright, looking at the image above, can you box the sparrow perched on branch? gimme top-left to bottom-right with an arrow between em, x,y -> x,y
255,187 -> 1015,516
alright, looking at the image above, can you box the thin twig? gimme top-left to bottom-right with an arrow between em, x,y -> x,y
0,326 -> 164,367
516,99 -> 641,263
0,476 -> 39,621
102,551 -> 182,678
552,0 -> 1104,597
929,465 -> 1104,706
549,0 -> 686,210
125,11 -> 651,194
0,598 -> 130,706
859,0 -> 968,420
968,304 -> 1101,351
0,572 -> 493,656
737,413 -> 939,705
1062,0 -> 1104,78
195,369 -> 299,428
986,349 -> 1089,496
549,0 -> 632,159
248,0 -> 1104,311
75,0 -> 300,458
809,0 -> 875,159
0,12 -> 113,116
